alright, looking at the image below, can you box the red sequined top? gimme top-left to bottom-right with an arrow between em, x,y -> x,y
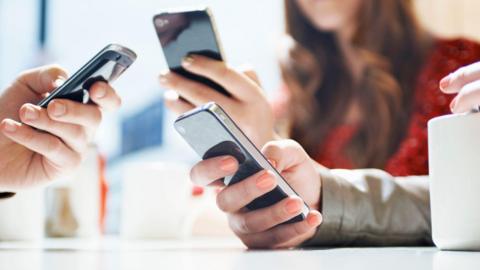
275,38 -> 480,176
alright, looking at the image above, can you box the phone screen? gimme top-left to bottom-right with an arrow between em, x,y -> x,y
154,9 -> 230,96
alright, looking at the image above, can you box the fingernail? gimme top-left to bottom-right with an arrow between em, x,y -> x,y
220,157 -> 237,172
285,199 -> 301,215
24,106 -> 39,121
51,101 -> 66,117
191,186 -> 204,197
94,87 -> 107,99
439,74 -> 452,90
450,96 -> 458,112
53,77 -> 66,88
268,159 -> 277,168
256,171 -> 275,190
2,120 -> 18,133
182,56 -> 194,67
307,213 -> 322,226
159,73 -> 169,85
163,90 -> 179,101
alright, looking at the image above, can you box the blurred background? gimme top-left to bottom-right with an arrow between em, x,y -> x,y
0,0 -> 479,238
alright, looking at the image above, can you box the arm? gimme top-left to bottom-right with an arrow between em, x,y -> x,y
189,139 -> 432,248
305,169 -> 432,246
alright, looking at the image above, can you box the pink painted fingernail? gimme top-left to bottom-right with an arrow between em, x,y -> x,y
182,56 -> 194,67
268,159 -> 277,168
285,199 -> 301,215
307,213 -> 322,226
440,74 -> 452,90
220,157 -> 237,172
256,171 -> 275,190
51,101 -> 66,117
94,87 -> 106,99
2,120 -> 18,133
24,106 -> 39,121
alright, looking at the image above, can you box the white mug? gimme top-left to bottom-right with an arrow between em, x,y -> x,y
428,113 -> 480,250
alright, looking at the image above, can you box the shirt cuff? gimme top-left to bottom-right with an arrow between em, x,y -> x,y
302,169 -> 347,246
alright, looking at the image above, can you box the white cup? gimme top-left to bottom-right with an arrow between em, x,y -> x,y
428,113 -> 480,250
0,188 -> 44,241
120,162 -> 194,239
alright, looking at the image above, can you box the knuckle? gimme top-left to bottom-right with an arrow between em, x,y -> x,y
20,127 -> 36,142
230,214 -> 251,234
240,179 -> 256,201
286,139 -> 301,148
262,141 -> 282,158
271,205 -> 287,224
292,223 -> 305,236
216,192 -> 230,212
70,152 -> 83,168
76,127 -> 89,144
46,138 -> 63,156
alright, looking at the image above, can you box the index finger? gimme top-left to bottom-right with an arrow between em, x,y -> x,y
190,155 -> 239,186
181,55 -> 264,102
89,81 -> 122,111
261,140 -> 308,172
440,62 -> 480,94
17,65 -> 68,95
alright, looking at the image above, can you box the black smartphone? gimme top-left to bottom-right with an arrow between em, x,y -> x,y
37,44 -> 137,108
174,102 -> 309,224
153,7 -> 230,97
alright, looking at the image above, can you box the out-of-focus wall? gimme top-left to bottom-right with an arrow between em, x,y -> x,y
415,0 -> 480,41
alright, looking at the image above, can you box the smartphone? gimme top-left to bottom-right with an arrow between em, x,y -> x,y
175,102 -> 309,224
37,44 -> 137,108
153,7 -> 230,97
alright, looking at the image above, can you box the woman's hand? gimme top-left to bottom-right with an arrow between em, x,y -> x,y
440,61 -> 480,113
160,55 -> 276,147
190,139 -> 322,249
0,65 -> 121,191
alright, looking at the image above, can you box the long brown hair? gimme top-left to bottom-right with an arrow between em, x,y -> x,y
280,0 -> 431,168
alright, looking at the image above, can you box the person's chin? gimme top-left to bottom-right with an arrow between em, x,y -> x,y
310,18 -> 344,33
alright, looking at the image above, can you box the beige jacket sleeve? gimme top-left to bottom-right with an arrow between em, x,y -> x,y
304,169 -> 433,247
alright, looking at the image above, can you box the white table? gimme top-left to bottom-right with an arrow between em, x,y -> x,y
0,237 -> 479,270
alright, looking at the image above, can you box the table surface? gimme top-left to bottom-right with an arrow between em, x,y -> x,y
1,237 -> 479,270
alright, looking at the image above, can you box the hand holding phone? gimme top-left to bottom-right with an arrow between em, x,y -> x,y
37,44 -> 137,108
153,8 -> 230,97
174,102 -> 310,224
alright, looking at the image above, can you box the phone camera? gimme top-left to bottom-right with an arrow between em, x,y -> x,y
155,19 -> 170,28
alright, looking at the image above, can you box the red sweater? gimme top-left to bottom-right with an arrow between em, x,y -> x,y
277,38 -> 480,176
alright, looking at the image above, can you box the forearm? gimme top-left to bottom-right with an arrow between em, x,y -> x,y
305,169 -> 432,246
